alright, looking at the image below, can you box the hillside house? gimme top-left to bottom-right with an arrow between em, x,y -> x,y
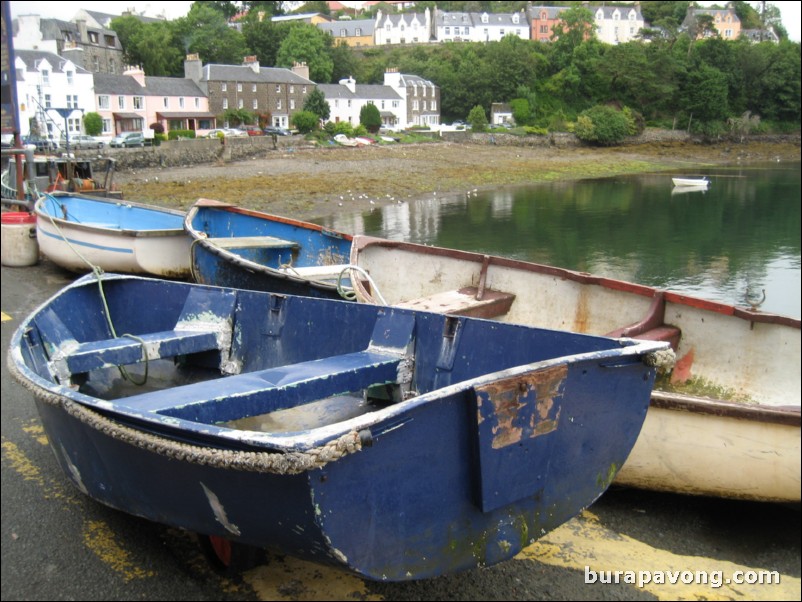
184,55 -> 315,130
11,49 -> 95,139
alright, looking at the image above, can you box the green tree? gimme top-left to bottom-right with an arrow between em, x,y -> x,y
509,98 -> 531,126
467,105 -> 489,132
550,5 -> 596,72
680,63 -> 729,125
359,103 -> 382,133
276,25 -> 334,82
574,105 -> 631,146
222,108 -> 255,127
175,3 -> 251,66
303,88 -> 330,121
83,112 -> 102,136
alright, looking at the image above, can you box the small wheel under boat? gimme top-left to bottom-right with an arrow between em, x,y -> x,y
198,534 -> 265,574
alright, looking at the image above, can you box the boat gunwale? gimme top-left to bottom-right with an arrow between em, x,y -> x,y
185,200 -> 354,291
35,192 -> 187,238
650,390 -> 801,427
350,235 -> 801,330
8,273 -> 668,452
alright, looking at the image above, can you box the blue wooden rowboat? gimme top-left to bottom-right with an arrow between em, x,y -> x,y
8,273 -> 670,580
35,192 -> 192,278
185,199 -> 354,298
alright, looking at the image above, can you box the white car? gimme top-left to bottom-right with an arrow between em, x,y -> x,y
60,134 -> 107,150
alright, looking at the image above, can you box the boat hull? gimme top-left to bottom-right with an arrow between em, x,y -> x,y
186,199 -> 353,298
349,236 -> 802,502
9,274 -> 666,579
672,177 -> 709,187
35,193 -> 191,278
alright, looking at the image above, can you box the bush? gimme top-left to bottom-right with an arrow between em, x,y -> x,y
467,105 -> 489,132
292,111 -> 319,134
524,126 -> 549,136
167,129 -> 196,140
359,104 -> 382,133
83,112 -> 103,136
574,105 -> 631,146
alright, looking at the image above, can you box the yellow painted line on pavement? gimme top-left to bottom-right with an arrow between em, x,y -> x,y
2,311 -> 11,322
246,554 -> 383,601
518,510 -> 801,601
4,433 -> 156,583
83,520 -> 156,582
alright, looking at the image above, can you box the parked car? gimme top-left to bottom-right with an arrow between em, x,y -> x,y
242,125 -> 264,136
263,126 -> 292,137
60,134 -> 107,150
110,132 -> 145,148
21,135 -> 58,152
203,128 -> 247,139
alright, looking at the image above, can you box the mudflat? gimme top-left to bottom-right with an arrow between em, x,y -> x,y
114,137 -> 801,221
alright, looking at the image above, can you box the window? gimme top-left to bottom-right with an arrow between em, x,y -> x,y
253,99 -> 258,110
98,95 -> 110,109
431,100 -> 436,110
252,84 -> 257,92
67,95 -> 78,109
118,96 -> 125,109
93,57 -> 100,71
109,59 -> 115,74
102,118 -> 112,133
89,32 -> 98,43
41,70 -> 50,85
355,28 -> 361,36
276,99 -> 282,110
66,70 -> 74,85
276,84 -> 281,93
44,94 -> 52,108
163,97 -> 169,108
68,117 -> 81,133
105,35 -> 115,46
302,86 -> 307,94
223,98 -> 228,109
445,26 -> 450,35
290,85 -> 294,94
221,83 -> 227,92
133,96 -> 143,109
290,99 -> 295,110
237,83 -> 242,92
179,97 -> 185,108
341,28 -> 347,36
540,25 -> 548,34
238,98 -> 243,109
195,98 -> 200,108
412,100 -> 419,110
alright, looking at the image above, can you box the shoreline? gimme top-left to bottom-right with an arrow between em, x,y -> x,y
114,138 -> 801,221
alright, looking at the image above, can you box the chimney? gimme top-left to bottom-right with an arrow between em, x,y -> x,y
384,67 -> 401,88
76,19 -> 88,43
243,55 -> 259,73
339,76 -> 356,93
124,66 -> 146,86
292,61 -> 310,80
184,54 -> 202,82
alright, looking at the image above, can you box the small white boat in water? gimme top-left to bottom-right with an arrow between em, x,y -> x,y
672,177 -> 709,187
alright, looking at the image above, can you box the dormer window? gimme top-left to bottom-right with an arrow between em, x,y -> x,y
481,13 -> 489,24
596,9 -> 604,20
513,14 -> 519,24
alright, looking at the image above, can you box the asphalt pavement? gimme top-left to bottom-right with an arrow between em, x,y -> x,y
2,258 -> 800,601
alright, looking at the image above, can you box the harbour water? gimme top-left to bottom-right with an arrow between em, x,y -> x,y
321,163 -> 801,319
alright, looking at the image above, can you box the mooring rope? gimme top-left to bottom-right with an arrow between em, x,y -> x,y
40,194 -> 149,385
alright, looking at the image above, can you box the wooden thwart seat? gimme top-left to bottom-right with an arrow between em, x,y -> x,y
396,286 -> 516,319
281,264 -> 350,280
206,236 -> 299,250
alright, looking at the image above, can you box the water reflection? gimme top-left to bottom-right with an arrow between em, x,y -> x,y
320,164 -> 801,319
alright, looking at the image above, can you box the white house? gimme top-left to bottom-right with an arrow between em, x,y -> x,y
12,49 -> 96,139
317,77 -> 405,130
383,69 -> 440,129
591,3 -> 645,45
375,8 -> 433,45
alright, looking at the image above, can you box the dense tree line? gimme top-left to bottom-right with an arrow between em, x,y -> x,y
111,1 -> 800,134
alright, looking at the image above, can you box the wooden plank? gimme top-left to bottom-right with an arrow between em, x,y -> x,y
205,236 -> 299,250
396,286 -> 515,319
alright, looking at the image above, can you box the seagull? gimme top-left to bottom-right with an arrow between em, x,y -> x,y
746,288 -> 766,310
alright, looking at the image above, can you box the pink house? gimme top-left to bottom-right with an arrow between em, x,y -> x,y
93,67 -> 215,138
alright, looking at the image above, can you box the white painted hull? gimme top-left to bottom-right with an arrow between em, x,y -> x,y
350,236 -> 801,502
616,395 -> 800,501
672,177 -> 709,187
35,194 -> 192,278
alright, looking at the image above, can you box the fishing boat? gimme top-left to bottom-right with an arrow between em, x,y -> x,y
2,151 -> 120,210
348,236 -> 801,502
671,176 -> 709,187
34,192 -> 192,278
185,199 -> 354,298
8,273 -> 668,580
